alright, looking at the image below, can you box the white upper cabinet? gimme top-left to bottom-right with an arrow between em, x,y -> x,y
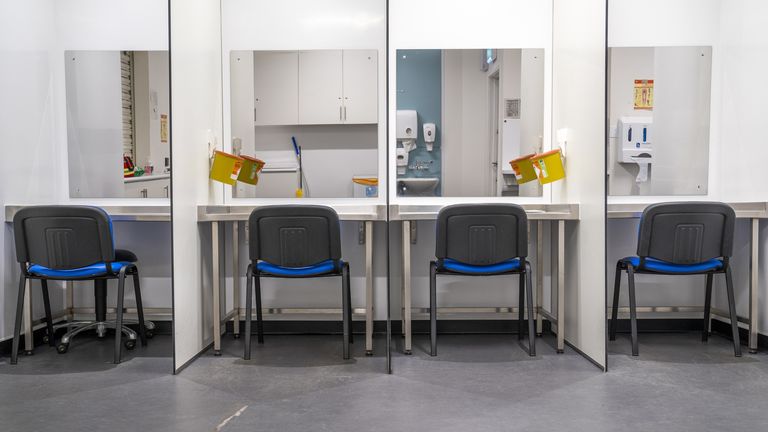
299,50 -> 344,124
342,50 -> 378,124
253,51 -> 298,125
253,50 -> 377,126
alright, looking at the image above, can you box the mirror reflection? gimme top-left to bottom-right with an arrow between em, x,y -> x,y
229,49 -> 379,199
395,48 -> 545,198
608,46 -> 712,196
66,50 -> 170,198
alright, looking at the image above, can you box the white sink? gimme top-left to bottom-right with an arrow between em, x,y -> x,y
398,177 -> 439,196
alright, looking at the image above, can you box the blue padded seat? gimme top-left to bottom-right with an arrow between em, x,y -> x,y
28,262 -> 133,278
622,257 -> 723,274
257,259 -> 340,277
441,258 -> 521,275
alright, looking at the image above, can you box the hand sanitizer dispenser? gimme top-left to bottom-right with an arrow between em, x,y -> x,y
423,123 -> 436,152
617,117 -> 652,183
396,110 -> 418,153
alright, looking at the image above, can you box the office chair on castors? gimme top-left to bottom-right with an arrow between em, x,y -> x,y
11,206 -> 153,364
610,202 -> 741,357
243,205 -> 352,360
429,204 -> 535,357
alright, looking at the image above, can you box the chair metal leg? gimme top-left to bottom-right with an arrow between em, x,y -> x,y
255,272 -> 264,344
627,264 -> 639,356
525,262 -> 536,356
702,273 -> 713,342
341,263 -> 351,360
244,264 -> 253,360
11,274 -> 27,364
114,269 -> 127,364
429,261 -> 437,356
725,267 -> 742,357
345,264 -> 353,345
610,262 -> 622,341
132,269 -> 147,346
40,280 -> 56,347
518,271 -> 525,341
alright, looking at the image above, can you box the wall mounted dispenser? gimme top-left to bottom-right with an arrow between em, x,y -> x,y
396,147 -> 408,175
396,109 -> 418,153
617,117 -> 653,183
423,122 -> 436,152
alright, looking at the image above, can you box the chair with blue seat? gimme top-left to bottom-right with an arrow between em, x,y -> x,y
11,206 -> 149,364
244,205 -> 352,360
429,204 -> 535,357
610,202 -> 741,357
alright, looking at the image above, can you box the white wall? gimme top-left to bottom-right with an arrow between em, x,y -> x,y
0,0 -> 171,346
442,49 -> 493,197
552,0 -> 607,367
222,0 -> 387,205
65,50 -> 124,198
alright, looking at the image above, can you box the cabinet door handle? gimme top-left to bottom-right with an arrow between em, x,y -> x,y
164,186 -> 169,198
339,106 -> 342,121
254,108 -> 257,122
140,188 -> 148,198
343,106 -> 347,121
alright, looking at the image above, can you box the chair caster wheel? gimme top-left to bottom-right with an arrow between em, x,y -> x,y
124,340 -> 136,350
57,344 -> 69,354
404,350 -> 412,355
145,330 -> 154,339
233,334 -> 241,339
42,335 -> 49,344
365,350 -> 373,356
214,350 -> 222,356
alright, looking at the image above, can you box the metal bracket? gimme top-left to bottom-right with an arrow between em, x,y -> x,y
410,221 -> 417,244
358,222 -> 366,244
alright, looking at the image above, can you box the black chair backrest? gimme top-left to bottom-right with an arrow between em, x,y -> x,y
436,204 -> 528,264
248,205 -> 341,267
638,202 -> 735,264
13,206 -> 115,269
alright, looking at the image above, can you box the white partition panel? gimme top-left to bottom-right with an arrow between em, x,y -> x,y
607,0 -> 768,345
552,0 -> 607,368
170,0 -> 222,372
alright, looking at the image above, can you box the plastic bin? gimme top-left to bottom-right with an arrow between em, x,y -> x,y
237,155 -> 266,185
531,149 -> 566,184
210,150 -> 243,185
509,153 -> 538,184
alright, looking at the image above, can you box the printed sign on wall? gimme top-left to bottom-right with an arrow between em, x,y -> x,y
633,79 -> 653,110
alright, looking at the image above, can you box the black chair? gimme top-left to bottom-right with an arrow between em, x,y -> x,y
429,204 -> 535,356
244,205 -> 352,360
11,206 -> 147,364
610,202 -> 741,357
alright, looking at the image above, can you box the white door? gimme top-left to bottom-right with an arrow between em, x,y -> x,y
342,50 -> 378,124
299,50 -> 343,124
253,51 -> 298,125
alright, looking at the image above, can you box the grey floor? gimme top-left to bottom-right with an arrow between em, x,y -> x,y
1,331 -> 767,431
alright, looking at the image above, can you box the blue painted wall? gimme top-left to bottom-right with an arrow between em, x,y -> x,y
396,49 -> 442,196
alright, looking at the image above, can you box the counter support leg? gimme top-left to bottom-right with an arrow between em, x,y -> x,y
365,221 -> 374,356
749,218 -> 758,354
212,221 -> 221,356
403,221 -> 412,355
232,221 -> 240,339
536,221 -> 544,336
557,220 -> 565,354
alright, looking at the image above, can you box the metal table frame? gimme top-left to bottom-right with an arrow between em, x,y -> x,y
391,203 -> 580,355
199,205 -> 386,356
608,201 -> 767,354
